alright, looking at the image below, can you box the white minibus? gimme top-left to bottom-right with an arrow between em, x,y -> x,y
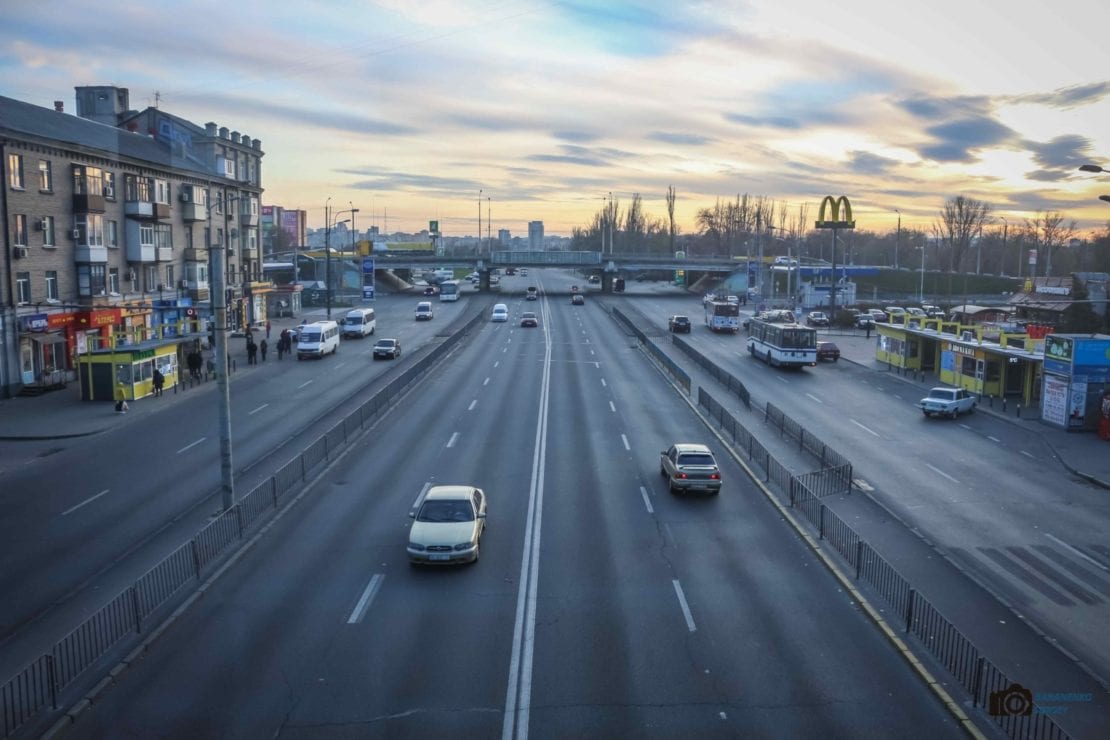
342,308 -> 376,338
297,320 -> 340,359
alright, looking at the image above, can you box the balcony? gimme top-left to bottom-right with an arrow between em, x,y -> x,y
181,202 -> 208,222
74,244 -> 108,263
124,201 -> 171,220
239,210 -> 259,227
189,287 -> 211,302
156,246 -> 174,262
183,247 -> 209,262
73,193 -> 106,214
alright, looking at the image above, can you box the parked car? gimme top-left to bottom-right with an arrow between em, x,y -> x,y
917,387 -> 977,418
520,269 -> 528,277
415,301 -> 434,320
372,338 -> 401,360
668,315 -> 692,333
806,311 -> 830,327
905,307 -> 926,317
660,443 -> 722,495
587,275 -> 601,284
407,485 -> 486,565
773,256 -> 799,266
868,309 -> 888,322
856,314 -> 876,330
571,294 -> 585,305
816,341 -> 841,362
520,311 -> 539,328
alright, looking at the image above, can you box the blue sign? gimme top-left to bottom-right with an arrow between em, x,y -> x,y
362,286 -> 375,300
1073,339 -> 1110,367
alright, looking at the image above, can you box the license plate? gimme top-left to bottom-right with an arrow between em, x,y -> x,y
429,554 -> 450,561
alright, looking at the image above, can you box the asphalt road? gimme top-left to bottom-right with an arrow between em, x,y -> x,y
66,272 -> 960,738
628,291 -> 1110,686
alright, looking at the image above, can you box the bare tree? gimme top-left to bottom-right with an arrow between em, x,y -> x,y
666,185 -> 677,255
936,196 -> 992,272
624,193 -> 646,253
1024,211 -> 1077,277
792,202 -> 810,258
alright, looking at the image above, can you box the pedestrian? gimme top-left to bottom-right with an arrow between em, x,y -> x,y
276,336 -> 284,360
260,338 -> 268,362
152,367 -> 165,397
247,340 -> 257,365
265,319 -> 271,339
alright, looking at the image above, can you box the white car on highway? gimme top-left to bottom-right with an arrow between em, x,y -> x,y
917,387 -> 977,418
408,485 -> 487,564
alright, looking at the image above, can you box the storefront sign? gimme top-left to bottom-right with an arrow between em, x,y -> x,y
1045,335 -> 1073,363
83,309 -> 120,327
1042,374 -> 1068,426
20,314 -> 49,332
1035,285 -> 1070,295
47,312 -> 77,330
1073,338 -> 1110,366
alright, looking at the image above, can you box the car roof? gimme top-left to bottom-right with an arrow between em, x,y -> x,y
522,311 -> 537,317
424,485 -> 478,500
673,443 -> 712,454
376,337 -> 397,343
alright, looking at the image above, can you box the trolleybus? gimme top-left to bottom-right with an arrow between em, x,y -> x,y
704,299 -> 740,333
746,315 -> 817,367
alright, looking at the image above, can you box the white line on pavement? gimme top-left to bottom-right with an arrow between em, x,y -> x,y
640,486 -> 654,514
468,400 -> 477,411
594,362 -> 600,369
804,393 -> 823,404
1044,533 -> 1110,573
484,377 -> 491,386
335,362 -> 346,369
672,579 -> 697,632
494,361 -> 500,368
987,435 -> 1000,442
447,432 -> 459,448
298,380 -> 313,389
776,376 -> 790,384
609,401 -> 616,413
849,418 -> 880,437
412,482 -> 432,512
347,573 -> 385,624
590,349 -> 595,355
601,378 -> 607,387
621,434 -> 630,451
924,462 -> 960,485
176,437 -> 207,454
62,489 -> 109,516
248,403 -> 269,416
1020,450 -> 1035,458
959,423 -> 972,430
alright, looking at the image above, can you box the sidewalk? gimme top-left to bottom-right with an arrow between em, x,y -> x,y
0,311 -> 324,441
826,331 -> 1110,491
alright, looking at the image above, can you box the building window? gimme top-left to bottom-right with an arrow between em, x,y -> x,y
248,228 -> 257,252
77,264 -> 107,297
73,165 -> 104,196
154,223 -> 173,250
154,179 -> 170,205
13,214 -> 28,246
108,267 -> 120,295
76,214 -> 104,246
145,265 -> 158,292
249,196 -> 259,216
103,171 -> 116,200
45,270 -> 59,302
185,227 -> 194,250
125,174 -> 151,202
139,223 -> 154,247
166,264 -> 175,288
16,272 -> 31,304
38,160 -> 53,191
8,154 -> 24,189
107,220 -> 119,248
42,216 -> 55,247
186,262 -> 208,287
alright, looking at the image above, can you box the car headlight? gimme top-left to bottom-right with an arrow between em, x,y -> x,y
454,542 -> 475,551
409,542 -> 426,551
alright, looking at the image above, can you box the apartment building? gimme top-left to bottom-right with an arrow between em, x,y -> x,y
1,86 -> 266,398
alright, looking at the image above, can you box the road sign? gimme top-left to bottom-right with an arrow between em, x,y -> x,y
362,286 -> 375,301
429,220 -> 439,233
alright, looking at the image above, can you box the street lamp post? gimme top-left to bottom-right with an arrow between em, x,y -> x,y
894,209 -> 901,269
919,238 -> 926,303
1000,216 -> 1008,276
325,209 -> 354,320
478,189 -> 482,256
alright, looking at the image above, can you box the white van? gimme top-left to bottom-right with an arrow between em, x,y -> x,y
297,320 -> 340,359
342,308 -> 376,338
491,303 -> 508,322
415,301 -> 435,321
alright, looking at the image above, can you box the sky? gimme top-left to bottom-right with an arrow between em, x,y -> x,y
2,0 -> 1109,237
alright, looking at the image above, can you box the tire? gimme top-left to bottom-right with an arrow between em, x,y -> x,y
949,408 -> 958,420
968,404 -> 976,414
922,410 -> 930,417
660,465 -> 668,478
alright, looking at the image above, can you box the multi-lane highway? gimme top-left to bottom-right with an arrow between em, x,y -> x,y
53,273 -> 962,737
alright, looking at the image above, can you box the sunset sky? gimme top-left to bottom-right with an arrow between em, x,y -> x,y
3,0 -> 1108,236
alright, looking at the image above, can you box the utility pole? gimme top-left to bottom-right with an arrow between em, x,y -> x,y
212,189 -> 237,509
325,197 -> 332,319
894,209 -> 901,269
608,191 -> 614,255
1000,217 -> 1008,276
478,189 -> 482,256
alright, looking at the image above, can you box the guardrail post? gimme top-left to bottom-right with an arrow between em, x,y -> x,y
789,477 -> 796,507
905,588 -> 916,632
191,539 -> 202,578
1002,397 -> 1007,413
47,654 -> 59,709
1016,403 -> 1022,419
130,585 -> 142,634
971,656 -> 985,707
271,477 -> 278,508
819,505 -> 825,539
235,505 -> 244,539
855,540 -> 863,579
300,453 -> 306,481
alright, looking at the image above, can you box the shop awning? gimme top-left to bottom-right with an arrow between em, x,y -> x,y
29,333 -> 66,345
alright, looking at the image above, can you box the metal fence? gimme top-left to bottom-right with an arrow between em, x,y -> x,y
611,307 -> 691,393
694,385 -> 1069,740
1,309 -> 485,739
672,335 -> 751,409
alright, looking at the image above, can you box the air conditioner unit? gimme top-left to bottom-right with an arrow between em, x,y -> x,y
71,229 -> 81,240
13,246 -> 28,258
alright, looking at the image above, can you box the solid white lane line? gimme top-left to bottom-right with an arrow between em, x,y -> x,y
924,462 -> 960,485
987,435 -> 1000,443
176,437 -> 207,454
494,361 -> 500,368
1044,533 -> 1110,573
804,393 -> 823,404
1020,450 -> 1035,458
468,400 -> 477,411
849,418 -> 881,437
594,362 -> 600,369
335,362 -> 346,369
447,432 -> 459,448
959,423 -> 972,430
412,482 -> 432,512
640,486 -> 654,514
590,349 -> 595,355
62,489 -> 109,516
248,403 -> 269,416
672,580 -> 697,632
609,401 -> 616,413
776,376 -> 790,384
601,378 -> 607,387
484,377 -> 491,386
298,380 -> 313,389
621,434 -> 630,451
347,573 -> 385,624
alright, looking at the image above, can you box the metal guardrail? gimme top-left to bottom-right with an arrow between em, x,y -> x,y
695,385 -> 1069,740
1,309 -> 485,739
672,335 -> 751,410
611,307 -> 691,393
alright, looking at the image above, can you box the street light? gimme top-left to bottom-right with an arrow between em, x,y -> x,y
894,209 -> 901,269
1079,164 -> 1105,173
1100,195 -> 1110,204
325,207 -> 354,319
918,238 -> 928,302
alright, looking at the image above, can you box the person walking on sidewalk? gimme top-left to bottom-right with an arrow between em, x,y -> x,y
152,367 -> 165,397
276,334 -> 285,360
260,338 -> 268,362
247,339 -> 257,366
266,319 -> 271,339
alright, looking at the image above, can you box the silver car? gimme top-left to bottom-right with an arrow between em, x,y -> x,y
408,485 -> 487,564
660,443 -> 722,495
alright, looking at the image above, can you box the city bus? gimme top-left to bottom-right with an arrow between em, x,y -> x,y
439,280 -> 460,302
746,315 -> 817,367
704,299 -> 740,333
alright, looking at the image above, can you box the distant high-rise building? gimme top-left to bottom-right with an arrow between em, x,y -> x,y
498,229 -> 511,245
528,221 -> 544,251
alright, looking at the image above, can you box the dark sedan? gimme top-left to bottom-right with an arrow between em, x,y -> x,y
520,312 -> 539,327
668,315 -> 691,333
816,341 -> 840,362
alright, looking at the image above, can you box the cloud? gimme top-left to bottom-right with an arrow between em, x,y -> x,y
1023,134 -> 1093,170
648,132 -> 714,146
192,93 -> 418,136
846,150 -> 899,175
725,113 -> 801,130
1011,81 -> 1110,108
896,94 -> 993,121
552,130 -> 600,143
551,1 -> 720,57
918,117 -> 1018,162
342,168 -> 480,195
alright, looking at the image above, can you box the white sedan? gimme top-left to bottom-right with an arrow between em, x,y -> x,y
408,486 -> 487,564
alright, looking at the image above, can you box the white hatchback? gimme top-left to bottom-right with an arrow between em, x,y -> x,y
491,303 -> 508,322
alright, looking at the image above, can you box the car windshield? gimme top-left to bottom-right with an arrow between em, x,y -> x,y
417,499 -> 474,523
678,453 -> 715,466
300,330 -> 320,342
376,341 -> 394,348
